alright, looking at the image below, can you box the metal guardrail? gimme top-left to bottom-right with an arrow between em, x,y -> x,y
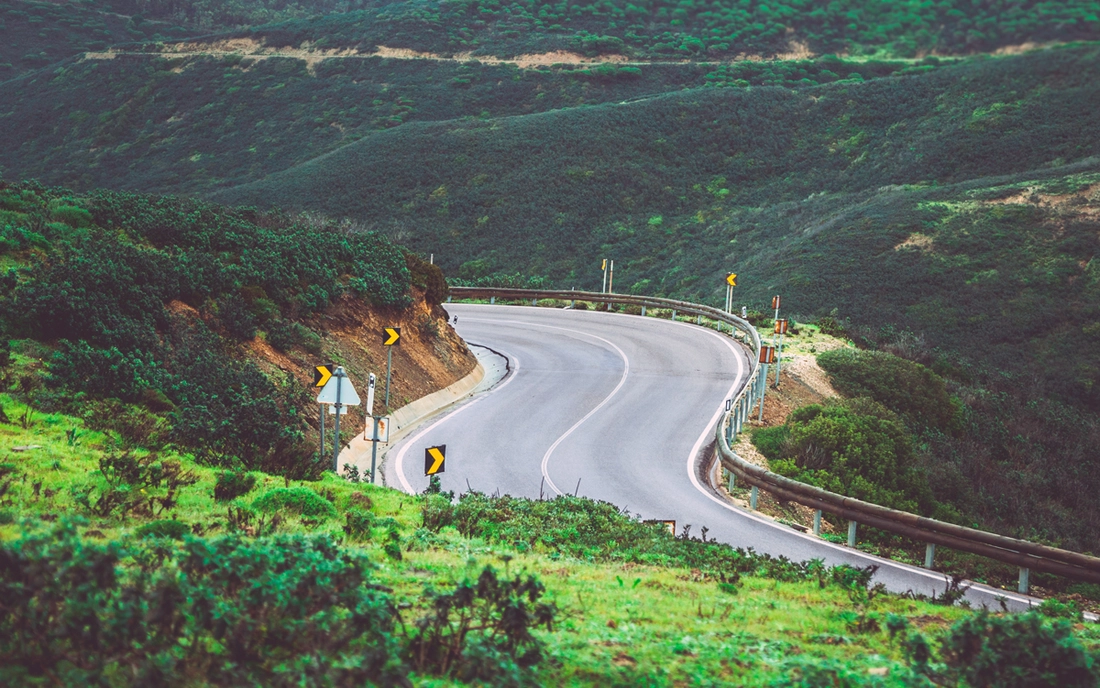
449,287 -> 1100,590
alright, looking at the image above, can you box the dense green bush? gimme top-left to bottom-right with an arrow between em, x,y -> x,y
213,470 -> 257,502
757,398 -> 936,515
817,348 -> 959,431
252,486 -> 338,519
940,612 -> 1097,687
133,518 -> 189,540
0,523 -> 406,686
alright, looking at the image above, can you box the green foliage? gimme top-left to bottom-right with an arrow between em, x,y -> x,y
940,612 -> 1098,687
427,491 -> 853,583
0,182 -> 413,478
252,486 -> 338,519
406,251 -> 449,306
759,398 -> 935,514
72,451 -> 198,520
213,470 -> 257,502
817,348 -> 959,431
343,508 -> 374,541
133,518 -> 189,539
405,566 -> 555,682
0,522 -> 406,686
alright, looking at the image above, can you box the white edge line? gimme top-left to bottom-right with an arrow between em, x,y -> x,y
452,305 -> 1046,609
393,348 -> 521,494
684,326 -> 1041,608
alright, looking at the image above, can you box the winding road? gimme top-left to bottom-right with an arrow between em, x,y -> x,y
387,303 -> 1040,611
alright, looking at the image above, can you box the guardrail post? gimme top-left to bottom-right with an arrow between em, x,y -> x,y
532,298 -> 538,306
813,510 -> 821,536
750,486 -> 758,510
490,296 -> 495,304
696,314 -> 701,325
925,543 -> 936,569
1019,567 -> 1030,594
847,521 -> 857,547
728,470 -> 735,492
671,309 -> 677,321
570,299 -> 575,308
641,306 -> 646,316
447,296 -> 452,303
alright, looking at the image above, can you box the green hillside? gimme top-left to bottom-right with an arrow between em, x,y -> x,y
211,45 -> 1100,397
213,0 -> 1100,59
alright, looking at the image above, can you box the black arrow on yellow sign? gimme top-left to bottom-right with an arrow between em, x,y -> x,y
383,327 -> 401,346
313,364 -> 334,388
424,445 -> 446,476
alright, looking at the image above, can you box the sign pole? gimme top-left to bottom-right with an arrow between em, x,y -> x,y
333,370 -> 343,472
370,416 -> 379,484
758,364 -> 769,421
319,404 -> 325,461
601,259 -> 608,294
384,346 -> 393,411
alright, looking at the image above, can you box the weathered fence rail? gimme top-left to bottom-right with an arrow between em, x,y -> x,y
449,286 -> 1100,590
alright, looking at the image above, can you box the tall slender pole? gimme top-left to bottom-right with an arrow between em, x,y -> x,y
319,404 -> 325,462
384,346 -> 393,411
609,260 -> 614,293
758,364 -> 769,421
370,416 -> 379,484
601,259 -> 608,293
775,333 -> 785,386
333,372 -> 343,472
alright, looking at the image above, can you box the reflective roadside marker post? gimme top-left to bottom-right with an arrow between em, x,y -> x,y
383,327 -> 401,411
601,258 -> 608,294
774,318 -> 789,387
771,295 -> 782,387
758,346 -> 776,421
366,373 -> 378,483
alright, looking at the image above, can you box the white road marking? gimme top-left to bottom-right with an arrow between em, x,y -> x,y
683,327 -> 1039,608
393,347 -> 521,494
461,316 -> 631,496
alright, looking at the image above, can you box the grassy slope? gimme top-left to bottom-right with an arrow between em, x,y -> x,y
6,392 -> 1097,685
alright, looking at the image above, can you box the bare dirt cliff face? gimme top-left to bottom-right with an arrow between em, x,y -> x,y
246,288 -> 476,441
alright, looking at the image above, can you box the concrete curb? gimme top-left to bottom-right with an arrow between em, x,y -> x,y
341,360 -> 485,478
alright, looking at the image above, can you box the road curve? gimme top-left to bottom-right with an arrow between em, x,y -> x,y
387,304 -> 1039,611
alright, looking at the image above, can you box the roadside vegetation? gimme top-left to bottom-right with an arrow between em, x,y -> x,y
2,396 -> 1099,685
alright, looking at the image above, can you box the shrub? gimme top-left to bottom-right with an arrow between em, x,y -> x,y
134,519 -> 189,540
213,471 -> 257,502
941,612 -> 1097,687
760,398 -> 935,514
817,348 -> 959,431
252,487 -> 337,519
343,509 -> 374,541
0,522 -> 404,685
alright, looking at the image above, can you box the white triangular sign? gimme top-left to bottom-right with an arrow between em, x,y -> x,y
316,367 -> 361,405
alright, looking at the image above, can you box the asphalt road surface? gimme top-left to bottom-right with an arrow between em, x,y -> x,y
388,303 -> 1040,611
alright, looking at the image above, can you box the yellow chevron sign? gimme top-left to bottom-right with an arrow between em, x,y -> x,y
424,445 -> 446,476
313,365 -> 333,388
726,273 -> 737,287
383,327 -> 401,346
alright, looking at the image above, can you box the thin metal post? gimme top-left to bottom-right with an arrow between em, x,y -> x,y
847,521 -> 857,547
319,404 -> 325,463
447,295 -> 452,303
641,305 -> 646,316
609,259 -> 614,293
489,296 -> 495,304
1019,567 -> 1030,594
813,510 -> 822,536
532,298 -> 537,306
671,309 -> 676,321
370,416 -> 379,484
728,470 -> 735,492
333,372 -> 343,472
696,314 -> 701,325
602,260 -> 608,293
925,543 -> 936,569
384,347 -> 393,411
758,364 -> 769,421
750,485 -> 758,510
775,334 -> 784,387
